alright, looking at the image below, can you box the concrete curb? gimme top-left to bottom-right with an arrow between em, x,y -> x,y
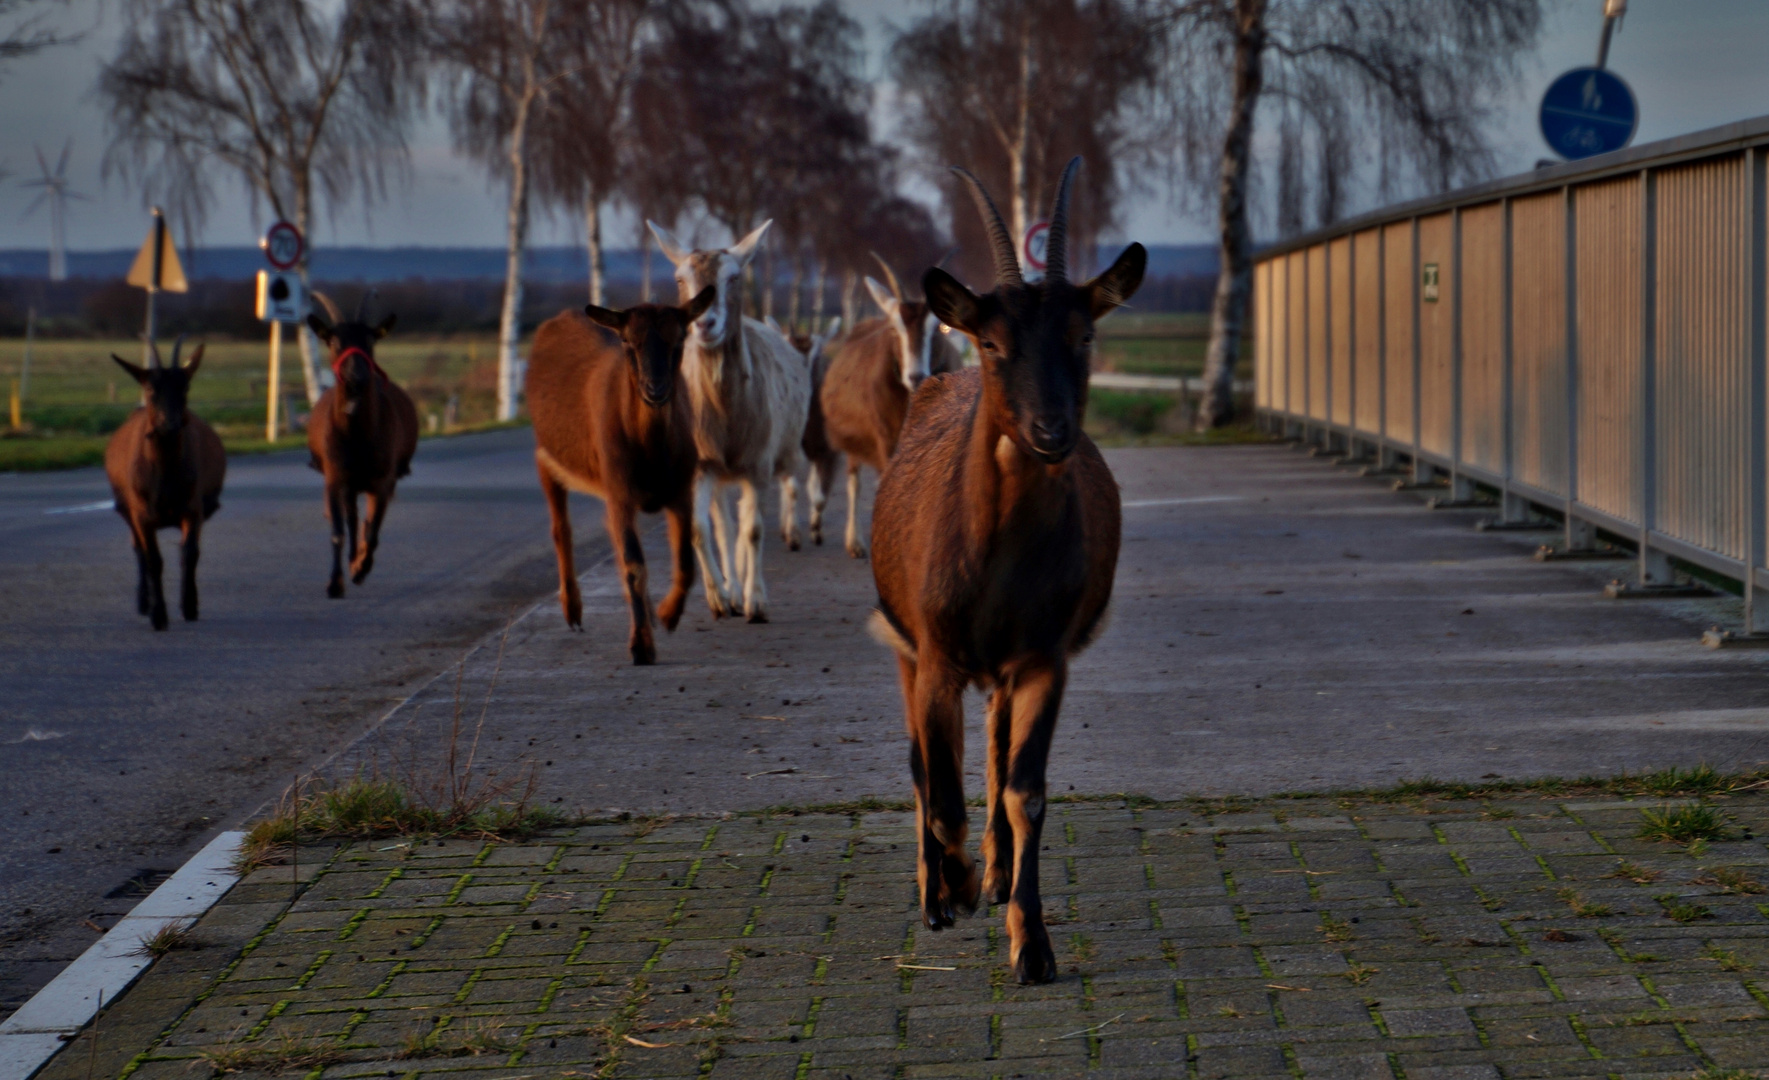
0,830 -> 244,1080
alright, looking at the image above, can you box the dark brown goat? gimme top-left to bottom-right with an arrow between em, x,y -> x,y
306,294 -> 419,598
527,289 -> 714,664
105,339 -> 227,630
869,159 -> 1145,984
774,317 -> 841,548
820,257 -> 961,557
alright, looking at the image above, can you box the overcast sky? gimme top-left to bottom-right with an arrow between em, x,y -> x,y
1,0 -> 1766,254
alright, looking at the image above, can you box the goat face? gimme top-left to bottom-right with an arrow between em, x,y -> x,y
924,246 -> 1145,465
649,219 -> 771,350
112,341 -> 205,438
867,276 -> 941,393
308,310 -> 397,405
585,287 -> 717,407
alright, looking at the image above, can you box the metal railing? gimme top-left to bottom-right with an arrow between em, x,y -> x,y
1254,114 -> 1769,632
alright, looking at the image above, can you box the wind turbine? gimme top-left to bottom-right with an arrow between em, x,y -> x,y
20,141 -> 88,282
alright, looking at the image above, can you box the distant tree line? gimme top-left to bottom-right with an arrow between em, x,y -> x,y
85,0 -> 1544,423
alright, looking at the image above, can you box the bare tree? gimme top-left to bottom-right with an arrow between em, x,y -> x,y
433,0 -> 565,421
99,0 -> 424,405
530,0 -> 654,306
1167,0 -> 1544,428
891,0 -> 1162,287
0,0 -> 76,74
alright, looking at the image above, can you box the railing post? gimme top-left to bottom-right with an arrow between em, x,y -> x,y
1564,185 -> 1594,552
1638,168 -> 1670,586
1748,148 -> 1768,632
1412,217 -> 1430,484
1448,207 -> 1473,502
1379,228 -> 1395,471
1347,237 -> 1359,458
1499,197 -> 1529,523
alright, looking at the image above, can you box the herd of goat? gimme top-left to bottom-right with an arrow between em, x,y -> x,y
101,160 -> 1146,985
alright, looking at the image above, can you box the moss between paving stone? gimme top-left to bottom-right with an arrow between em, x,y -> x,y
30,792 -> 1769,1080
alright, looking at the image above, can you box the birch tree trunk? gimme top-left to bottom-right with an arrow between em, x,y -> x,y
639,227 -> 652,302
294,183 -> 327,405
840,269 -> 857,330
1198,0 -> 1267,430
1008,23 -> 1032,246
810,260 -> 825,332
787,256 -> 802,329
584,194 -> 605,305
498,90 -> 536,422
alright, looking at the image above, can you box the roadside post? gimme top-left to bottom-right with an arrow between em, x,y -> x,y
125,207 -> 187,365
255,222 -> 307,443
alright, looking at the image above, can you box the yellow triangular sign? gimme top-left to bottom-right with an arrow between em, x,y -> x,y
126,214 -> 188,293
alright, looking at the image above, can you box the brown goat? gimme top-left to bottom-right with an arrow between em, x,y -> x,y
527,289 -> 715,664
869,159 -> 1145,984
820,257 -> 961,557
306,294 -> 419,598
105,338 -> 226,630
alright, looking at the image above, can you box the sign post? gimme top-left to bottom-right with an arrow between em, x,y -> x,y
125,207 -> 188,364
256,221 -> 307,443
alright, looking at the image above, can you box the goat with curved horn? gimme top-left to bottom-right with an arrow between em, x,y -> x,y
868,158 -> 1147,984
105,338 -> 225,629
869,251 -> 904,302
950,166 -> 1024,287
306,289 -> 418,598
310,290 -> 343,325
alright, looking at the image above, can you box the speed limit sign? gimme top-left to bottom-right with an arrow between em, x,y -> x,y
261,221 -> 304,270
1022,220 -> 1050,275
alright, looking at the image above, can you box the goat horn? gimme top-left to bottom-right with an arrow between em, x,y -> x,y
1045,157 -> 1083,284
869,251 -> 903,302
147,336 -> 162,369
310,290 -> 342,324
354,288 -> 377,323
950,166 -> 1023,288
169,333 -> 187,369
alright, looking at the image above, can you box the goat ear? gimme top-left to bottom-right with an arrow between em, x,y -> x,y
863,276 -> 898,317
648,220 -> 688,266
584,304 -> 628,331
307,312 -> 336,344
684,285 -> 718,322
729,219 -> 771,268
182,343 -> 204,376
922,268 -> 982,334
111,354 -> 150,383
1084,243 -> 1147,319
375,314 -> 398,339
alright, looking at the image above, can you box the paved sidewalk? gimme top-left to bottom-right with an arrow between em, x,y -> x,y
40,792 -> 1769,1079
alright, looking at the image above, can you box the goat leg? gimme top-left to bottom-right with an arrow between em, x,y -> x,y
607,499 -> 656,665
180,517 -> 201,622
779,474 -> 801,551
904,655 -> 976,929
737,479 -> 768,623
538,465 -> 582,628
142,525 -> 168,631
690,474 -> 731,618
981,680 -> 1016,905
1003,661 -> 1066,985
845,465 -> 867,559
325,482 -> 348,598
352,487 -> 393,585
130,522 -> 151,616
807,454 -> 835,546
657,495 -> 695,632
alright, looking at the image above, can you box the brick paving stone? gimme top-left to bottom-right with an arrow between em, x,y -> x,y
28,795 -> 1769,1078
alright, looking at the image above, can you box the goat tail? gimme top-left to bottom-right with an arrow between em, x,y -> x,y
866,608 -> 915,658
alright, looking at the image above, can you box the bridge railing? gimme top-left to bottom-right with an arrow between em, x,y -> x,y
1254,115 -> 1769,632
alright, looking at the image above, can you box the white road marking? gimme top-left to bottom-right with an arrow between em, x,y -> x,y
1121,495 -> 1247,509
43,501 -> 113,516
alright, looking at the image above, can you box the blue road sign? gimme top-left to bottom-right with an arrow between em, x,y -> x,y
1540,67 -> 1638,160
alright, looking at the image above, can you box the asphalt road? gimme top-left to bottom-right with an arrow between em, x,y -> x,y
336,443 -> 1769,819
0,427 -> 593,1018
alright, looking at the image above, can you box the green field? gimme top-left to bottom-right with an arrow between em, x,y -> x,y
0,336 -> 506,471
0,316 -> 1258,469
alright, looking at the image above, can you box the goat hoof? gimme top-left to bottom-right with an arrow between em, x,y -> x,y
351,566 -> 372,585
327,581 -> 345,599
847,545 -> 868,560
1012,934 -> 1058,985
631,643 -> 657,666
787,538 -> 801,552
811,531 -> 823,546
150,609 -> 169,631
746,609 -> 769,625
182,607 -> 198,622
982,871 -> 1012,907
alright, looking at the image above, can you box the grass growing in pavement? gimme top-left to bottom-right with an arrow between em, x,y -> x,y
196,1031 -> 353,1075
1657,895 -> 1716,924
1693,866 -> 1766,894
397,1017 -> 515,1059
132,920 -> 198,958
1638,804 -> 1735,844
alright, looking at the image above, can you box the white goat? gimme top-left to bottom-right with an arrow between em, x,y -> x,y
649,219 -> 811,622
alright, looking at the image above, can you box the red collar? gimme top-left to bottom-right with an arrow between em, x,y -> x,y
332,346 -> 386,382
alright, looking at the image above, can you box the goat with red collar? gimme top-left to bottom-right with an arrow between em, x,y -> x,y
306,292 -> 419,598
